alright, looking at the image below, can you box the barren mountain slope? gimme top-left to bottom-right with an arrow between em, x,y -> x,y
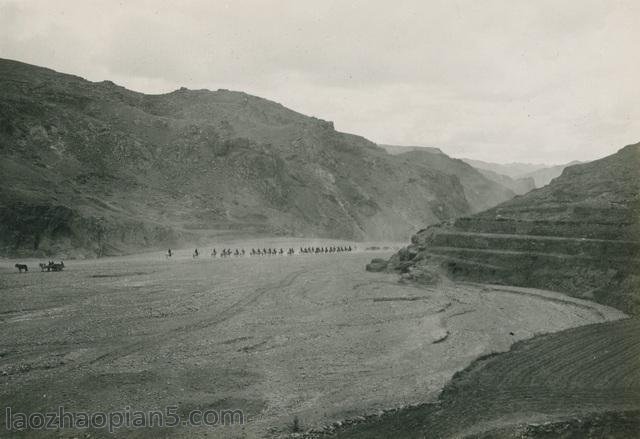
0,59 -> 515,257
385,147 -> 535,196
392,148 -> 517,213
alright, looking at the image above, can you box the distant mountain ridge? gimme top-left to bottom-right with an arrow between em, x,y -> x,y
379,144 -> 445,156
462,158 -> 551,179
520,160 -> 583,187
382,146 -> 517,213
471,167 -> 535,195
463,158 -> 584,188
0,58 -> 517,257
383,144 -> 537,195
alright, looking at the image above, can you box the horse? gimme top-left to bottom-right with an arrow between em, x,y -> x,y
15,263 -> 28,273
51,261 -> 64,272
39,263 -> 50,272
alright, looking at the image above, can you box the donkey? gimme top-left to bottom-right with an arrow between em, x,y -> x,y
15,263 -> 28,273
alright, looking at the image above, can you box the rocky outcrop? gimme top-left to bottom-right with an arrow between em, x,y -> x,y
365,258 -> 388,272
382,143 -> 640,314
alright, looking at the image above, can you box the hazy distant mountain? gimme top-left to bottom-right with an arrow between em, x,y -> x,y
520,160 -> 583,187
382,146 -> 517,213
383,144 -> 534,196
384,142 -> 640,314
463,158 -> 583,188
462,158 -> 549,179
0,59 -> 519,257
472,167 -> 535,195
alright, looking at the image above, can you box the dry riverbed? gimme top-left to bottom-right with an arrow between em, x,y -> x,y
0,239 -> 626,438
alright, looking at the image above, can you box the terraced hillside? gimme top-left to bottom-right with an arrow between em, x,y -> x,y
319,318 -> 640,439
383,143 -> 640,314
0,58 -> 517,258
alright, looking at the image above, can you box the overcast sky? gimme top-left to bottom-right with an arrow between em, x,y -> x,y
1,0 -> 638,164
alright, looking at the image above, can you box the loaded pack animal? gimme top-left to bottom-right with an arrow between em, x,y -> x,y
38,261 -> 64,272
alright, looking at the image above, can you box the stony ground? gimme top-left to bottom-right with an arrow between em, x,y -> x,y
0,239 -> 626,438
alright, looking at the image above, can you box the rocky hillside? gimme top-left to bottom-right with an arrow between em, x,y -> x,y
0,59 -> 517,258
390,148 -> 517,213
385,146 -> 535,196
378,143 -> 640,314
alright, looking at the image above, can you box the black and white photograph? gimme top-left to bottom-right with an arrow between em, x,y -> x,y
0,1 -> 639,438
